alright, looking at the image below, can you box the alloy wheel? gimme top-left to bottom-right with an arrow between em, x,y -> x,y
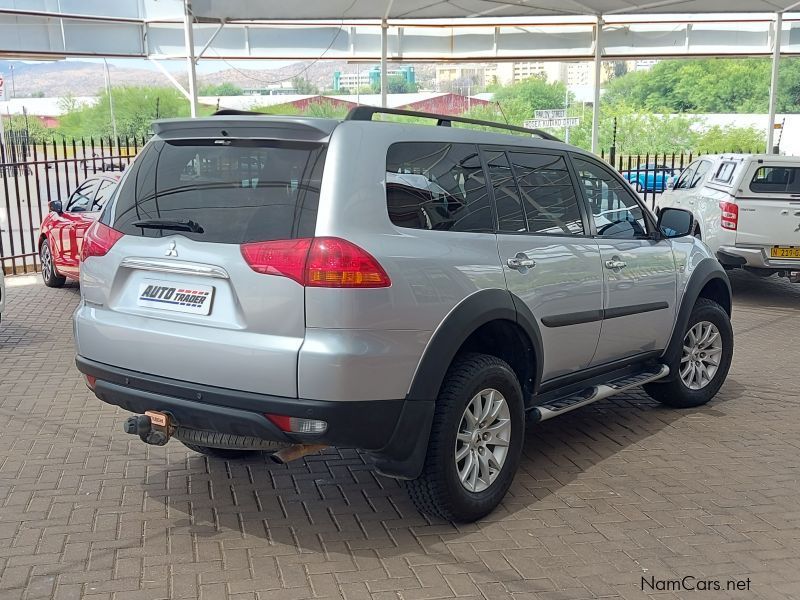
680,320 -> 723,390
41,243 -> 52,281
455,388 -> 511,493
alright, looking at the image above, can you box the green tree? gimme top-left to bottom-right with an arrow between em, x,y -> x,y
696,125 -> 765,153
199,82 -> 244,96
2,114 -> 50,143
58,86 -> 195,139
370,75 -> 418,94
292,77 -> 319,94
602,58 -> 800,114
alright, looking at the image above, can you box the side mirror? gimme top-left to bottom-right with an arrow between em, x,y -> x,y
656,207 -> 694,239
48,200 -> 63,214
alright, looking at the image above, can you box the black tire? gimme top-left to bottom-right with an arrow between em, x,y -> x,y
181,442 -> 260,460
40,239 -> 66,288
644,298 -> 733,408
406,353 -> 525,522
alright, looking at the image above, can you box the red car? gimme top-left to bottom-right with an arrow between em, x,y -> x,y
39,174 -> 120,287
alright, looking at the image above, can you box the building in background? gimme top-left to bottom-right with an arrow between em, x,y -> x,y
333,65 -> 415,92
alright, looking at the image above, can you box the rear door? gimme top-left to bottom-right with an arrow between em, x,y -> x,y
487,146 -> 604,381
571,154 -> 677,365
80,136 -> 327,396
736,163 -> 800,258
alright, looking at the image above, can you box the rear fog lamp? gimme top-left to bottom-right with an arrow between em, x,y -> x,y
84,375 -> 97,391
266,414 -> 328,434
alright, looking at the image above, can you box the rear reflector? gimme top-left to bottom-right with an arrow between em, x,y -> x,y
719,201 -> 739,231
81,222 -> 124,261
84,374 -> 97,391
265,413 -> 328,434
241,237 -> 390,288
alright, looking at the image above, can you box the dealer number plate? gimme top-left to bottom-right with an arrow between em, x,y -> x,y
136,279 -> 214,315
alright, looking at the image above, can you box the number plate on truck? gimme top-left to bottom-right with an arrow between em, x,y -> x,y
770,246 -> 800,259
136,279 -> 214,315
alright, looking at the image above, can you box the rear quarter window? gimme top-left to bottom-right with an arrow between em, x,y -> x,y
386,142 -> 494,233
112,139 -> 326,243
749,166 -> 800,194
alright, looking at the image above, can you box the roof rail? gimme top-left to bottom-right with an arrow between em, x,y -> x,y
344,106 -> 562,142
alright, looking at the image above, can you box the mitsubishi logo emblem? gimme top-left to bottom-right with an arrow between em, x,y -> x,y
795,223 -> 800,232
165,241 -> 178,257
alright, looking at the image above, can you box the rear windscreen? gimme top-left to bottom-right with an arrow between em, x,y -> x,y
749,166 -> 800,194
112,139 -> 326,243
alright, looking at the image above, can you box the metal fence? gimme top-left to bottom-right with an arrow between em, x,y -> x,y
0,139 -> 758,275
0,136 -> 146,274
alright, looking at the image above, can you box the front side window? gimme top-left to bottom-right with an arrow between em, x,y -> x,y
690,160 -> 712,188
750,166 -> 800,194
66,179 -> 100,212
572,155 -> 649,239
507,151 -> 584,235
386,142 -> 493,233
92,179 -> 116,211
673,163 -> 697,190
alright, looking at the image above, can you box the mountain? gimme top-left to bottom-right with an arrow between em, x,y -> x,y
0,60 -> 436,98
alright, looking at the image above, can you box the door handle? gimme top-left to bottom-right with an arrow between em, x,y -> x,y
605,259 -> 627,269
507,254 -> 536,271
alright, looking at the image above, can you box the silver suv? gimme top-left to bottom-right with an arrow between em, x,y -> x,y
74,108 -> 733,522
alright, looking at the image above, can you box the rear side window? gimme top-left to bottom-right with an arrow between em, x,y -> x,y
385,142 -> 493,233
507,151 -> 584,235
750,166 -> 800,194
112,139 -> 326,243
713,161 -> 737,183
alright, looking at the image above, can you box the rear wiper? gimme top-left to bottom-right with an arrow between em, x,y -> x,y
131,219 -> 204,233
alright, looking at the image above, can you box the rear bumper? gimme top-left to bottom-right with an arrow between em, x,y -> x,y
717,245 -> 800,271
76,356 -> 432,468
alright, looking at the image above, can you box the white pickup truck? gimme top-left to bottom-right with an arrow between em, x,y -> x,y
657,154 -> 800,282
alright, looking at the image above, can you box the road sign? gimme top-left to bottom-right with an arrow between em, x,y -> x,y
534,109 -> 566,119
524,117 -> 580,129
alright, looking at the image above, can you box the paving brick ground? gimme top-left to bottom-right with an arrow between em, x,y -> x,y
1,271 -> 799,600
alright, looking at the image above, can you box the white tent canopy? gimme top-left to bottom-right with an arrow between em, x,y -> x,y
2,0 -> 799,151
189,0 -> 800,19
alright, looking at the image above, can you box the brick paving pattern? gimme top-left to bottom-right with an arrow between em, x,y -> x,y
1,271 -> 799,600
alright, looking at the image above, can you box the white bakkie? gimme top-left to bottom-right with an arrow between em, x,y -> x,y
658,154 -> 800,282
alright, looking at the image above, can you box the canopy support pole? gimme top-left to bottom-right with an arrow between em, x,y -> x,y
591,16 -> 603,155
380,18 -> 388,108
767,11 -> 782,154
183,0 -> 199,117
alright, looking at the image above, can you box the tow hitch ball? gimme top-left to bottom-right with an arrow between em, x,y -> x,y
123,411 -> 174,446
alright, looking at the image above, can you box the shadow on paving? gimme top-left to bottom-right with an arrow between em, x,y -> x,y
140,377 -> 742,557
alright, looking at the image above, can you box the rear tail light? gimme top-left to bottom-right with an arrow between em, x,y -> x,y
81,222 -> 124,260
241,237 -> 390,288
719,201 -> 739,231
265,413 -> 328,434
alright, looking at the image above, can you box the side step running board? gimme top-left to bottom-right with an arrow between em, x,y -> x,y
529,364 -> 670,422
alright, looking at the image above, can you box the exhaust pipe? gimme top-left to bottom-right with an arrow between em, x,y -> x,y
271,443 -> 328,464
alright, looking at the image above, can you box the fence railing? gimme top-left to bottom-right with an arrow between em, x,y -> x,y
0,139 -> 757,275
1,136 -> 146,274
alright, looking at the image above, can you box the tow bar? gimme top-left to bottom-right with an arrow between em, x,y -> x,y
123,410 -> 174,446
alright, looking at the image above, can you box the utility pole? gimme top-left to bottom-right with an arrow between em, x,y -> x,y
103,58 -> 118,142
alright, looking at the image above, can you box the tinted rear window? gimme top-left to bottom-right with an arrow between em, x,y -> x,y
112,139 -> 326,243
749,166 -> 800,194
